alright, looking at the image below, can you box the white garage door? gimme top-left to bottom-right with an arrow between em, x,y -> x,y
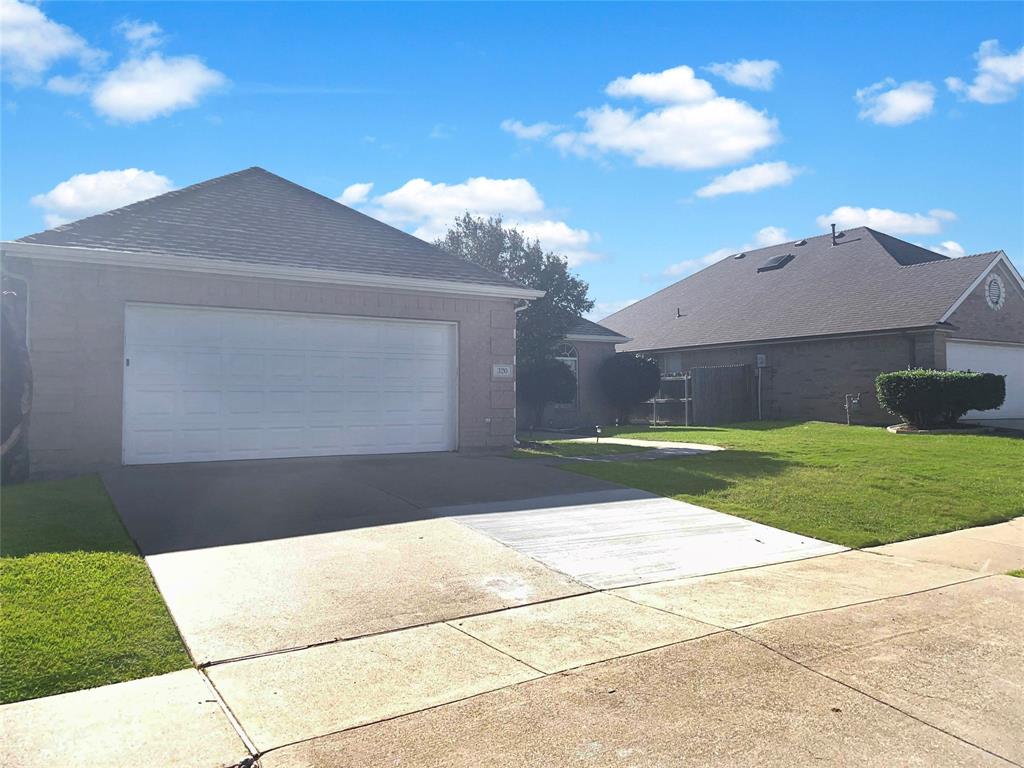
123,305 -> 457,464
947,339 -> 1024,420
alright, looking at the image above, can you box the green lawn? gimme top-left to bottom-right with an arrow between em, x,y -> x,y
562,421 -> 1023,549
514,440 -> 655,459
0,476 -> 190,703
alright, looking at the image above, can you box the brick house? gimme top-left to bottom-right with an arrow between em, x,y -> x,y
599,228 -> 1024,426
1,168 -> 542,478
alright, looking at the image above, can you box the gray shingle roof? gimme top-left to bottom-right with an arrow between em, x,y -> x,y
566,316 -> 630,340
602,228 -> 1003,352
16,167 -> 525,290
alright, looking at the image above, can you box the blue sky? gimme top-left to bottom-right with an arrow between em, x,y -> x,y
2,1 -> 1022,318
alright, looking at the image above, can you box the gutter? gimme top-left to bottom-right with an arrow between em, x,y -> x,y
1,241 -> 545,301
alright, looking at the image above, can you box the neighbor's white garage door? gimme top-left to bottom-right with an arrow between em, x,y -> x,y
947,339 -> 1024,420
123,305 -> 457,464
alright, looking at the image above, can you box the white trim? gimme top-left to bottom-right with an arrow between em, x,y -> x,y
939,252 -> 1024,323
1,241 -> 544,301
564,333 -> 632,343
947,338 -> 1024,349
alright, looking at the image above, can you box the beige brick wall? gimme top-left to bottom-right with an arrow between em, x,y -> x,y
8,256 -> 518,478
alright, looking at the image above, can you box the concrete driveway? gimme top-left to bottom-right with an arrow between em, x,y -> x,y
102,453 -> 842,664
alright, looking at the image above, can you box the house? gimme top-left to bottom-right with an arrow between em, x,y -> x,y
0,167 -> 542,478
599,228 -> 1024,426
517,316 -> 630,430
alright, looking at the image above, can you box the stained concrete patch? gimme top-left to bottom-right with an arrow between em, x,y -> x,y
452,592 -> 718,673
207,622 -> 539,751
869,520 -> 1023,574
451,493 -> 845,588
617,550 -> 979,628
148,518 -> 588,663
743,577 -> 1024,763
0,670 -> 247,768
258,633 -> 1006,768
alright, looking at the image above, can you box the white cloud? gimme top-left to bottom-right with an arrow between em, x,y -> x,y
336,182 -> 374,206
587,298 -> 639,321
91,53 -> 226,122
705,59 -> 780,91
663,225 -> 788,277
753,226 -> 789,248
946,40 -> 1024,104
547,65 -> 780,170
816,206 -> 956,235
930,240 -> 966,258
30,168 -> 173,227
856,79 -> 936,126
0,0 -> 104,85
606,65 -> 716,103
45,73 -> 90,95
500,119 -> 561,140
115,20 -> 163,52
695,161 -> 802,198
359,176 -> 601,266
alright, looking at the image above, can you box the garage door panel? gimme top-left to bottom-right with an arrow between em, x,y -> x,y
947,341 -> 1024,419
124,306 -> 456,464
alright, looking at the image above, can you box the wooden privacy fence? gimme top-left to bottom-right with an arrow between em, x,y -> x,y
645,363 -> 756,426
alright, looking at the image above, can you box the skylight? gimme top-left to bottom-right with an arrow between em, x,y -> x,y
757,253 -> 794,272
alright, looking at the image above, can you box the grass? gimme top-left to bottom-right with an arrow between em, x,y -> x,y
513,440 -> 654,459
1009,570 -> 1024,578
0,476 -> 190,704
562,421 -> 1023,549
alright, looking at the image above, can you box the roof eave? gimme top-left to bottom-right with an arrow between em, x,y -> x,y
1,241 -> 544,301
564,333 -> 632,344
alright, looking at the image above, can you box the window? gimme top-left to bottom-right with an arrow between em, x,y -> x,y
555,343 -> 579,407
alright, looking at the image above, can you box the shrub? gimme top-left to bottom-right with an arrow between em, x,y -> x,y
875,369 -> 1006,428
518,358 -> 577,429
598,353 -> 662,424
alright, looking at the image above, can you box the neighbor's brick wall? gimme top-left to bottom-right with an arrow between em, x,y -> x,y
655,330 -> 942,425
945,262 -> 1024,344
7,256 -> 519,479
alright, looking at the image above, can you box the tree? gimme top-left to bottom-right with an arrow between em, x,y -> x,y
517,358 -> 578,430
598,353 -> 661,424
436,214 -> 593,366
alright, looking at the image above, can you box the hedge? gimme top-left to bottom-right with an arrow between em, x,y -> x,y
875,369 -> 1006,428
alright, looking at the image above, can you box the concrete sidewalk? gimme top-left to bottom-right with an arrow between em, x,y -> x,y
4,519 -> 1020,767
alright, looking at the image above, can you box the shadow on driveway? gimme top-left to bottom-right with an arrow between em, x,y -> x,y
102,452 -> 628,555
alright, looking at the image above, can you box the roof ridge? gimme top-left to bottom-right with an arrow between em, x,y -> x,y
896,250 -> 1000,269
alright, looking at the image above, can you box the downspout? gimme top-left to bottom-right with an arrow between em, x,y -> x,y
512,300 -> 530,444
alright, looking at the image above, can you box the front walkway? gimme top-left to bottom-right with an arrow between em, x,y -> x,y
2,492 -> 1020,766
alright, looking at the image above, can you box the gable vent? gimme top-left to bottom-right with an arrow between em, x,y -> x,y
757,253 -> 794,272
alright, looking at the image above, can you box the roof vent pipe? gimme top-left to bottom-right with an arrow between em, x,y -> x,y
831,223 -> 838,247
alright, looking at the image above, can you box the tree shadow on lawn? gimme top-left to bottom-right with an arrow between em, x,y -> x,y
0,475 -> 136,557
568,449 -> 793,498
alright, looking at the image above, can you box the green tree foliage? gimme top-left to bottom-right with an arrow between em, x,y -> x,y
875,369 -> 1006,428
517,359 -> 578,429
436,214 -> 593,365
599,353 -> 662,423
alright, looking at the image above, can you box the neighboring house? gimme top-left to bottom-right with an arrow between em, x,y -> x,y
518,317 -> 630,430
601,228 -> 1024,426
0,168 -> 542,478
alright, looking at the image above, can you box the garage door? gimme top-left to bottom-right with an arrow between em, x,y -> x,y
947,340 -> 1024,421
123,305 -> 457,464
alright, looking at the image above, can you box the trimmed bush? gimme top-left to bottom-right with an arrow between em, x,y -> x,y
875,369 -> 1006,428
598,353 -> 662,424
518,358 -> 577,429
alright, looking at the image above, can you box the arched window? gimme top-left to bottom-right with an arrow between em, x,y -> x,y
555,343 -> 579,407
